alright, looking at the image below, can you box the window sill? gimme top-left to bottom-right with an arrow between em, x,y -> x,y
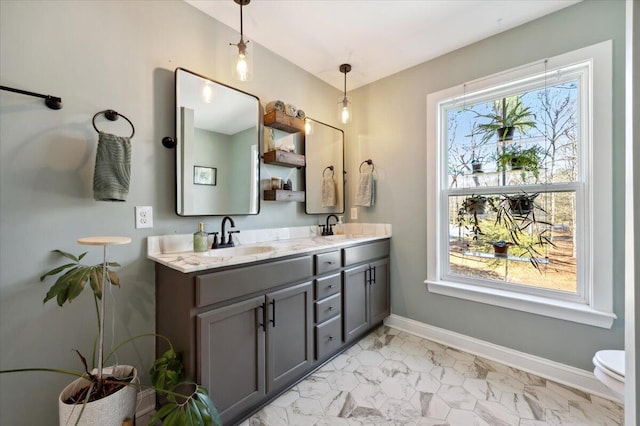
425,279 -> 616,329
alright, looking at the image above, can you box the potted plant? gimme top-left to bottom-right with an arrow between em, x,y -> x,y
492,240 -> 513,258
496,144 -> 544,182
1,248 -> 221,426
475,96 -> 537,143
488,193 -> 555,270
457,195 -> 489,240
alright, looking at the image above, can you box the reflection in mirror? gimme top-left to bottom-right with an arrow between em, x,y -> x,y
176,68 -> 260,216
305,118 -> 344,214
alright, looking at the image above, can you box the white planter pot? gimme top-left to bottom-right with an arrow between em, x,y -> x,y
58,365 -> 139,426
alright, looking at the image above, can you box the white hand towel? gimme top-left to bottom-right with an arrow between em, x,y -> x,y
322,176 -> 336,207
265,100 -> 285,113
355,172 -> 374,207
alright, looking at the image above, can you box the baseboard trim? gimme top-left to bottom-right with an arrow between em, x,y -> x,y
136,388 -> 155,419
384,314 -> 619,401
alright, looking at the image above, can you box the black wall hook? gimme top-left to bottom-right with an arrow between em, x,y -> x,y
162,137 -> 176,149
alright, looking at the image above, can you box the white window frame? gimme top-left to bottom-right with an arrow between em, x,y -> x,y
425,41 -> 616,329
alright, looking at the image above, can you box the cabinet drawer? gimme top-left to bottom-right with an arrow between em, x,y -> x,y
314,274 -> 341,300
196,256 -> 312,307
315,315 -> 342,359
314,251 -> 341,275
343,240 -> 390,266
315,293 -> 341,323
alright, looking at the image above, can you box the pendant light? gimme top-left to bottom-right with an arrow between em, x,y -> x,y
230,0 -> 252,82
338,64 -> 352,124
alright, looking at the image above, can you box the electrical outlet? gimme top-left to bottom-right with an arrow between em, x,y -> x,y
351,207 -> 358,220
135,206 -> 153,229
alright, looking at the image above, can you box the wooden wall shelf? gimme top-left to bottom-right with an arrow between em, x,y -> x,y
264,190 -> 305,202
263,150 -> 305,168
264,110 -> 305,133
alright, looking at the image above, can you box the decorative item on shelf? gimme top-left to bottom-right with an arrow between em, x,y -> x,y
264,100 -> 306,133
283,179 -> 293,191
92,109 -> 134,202
496,144 -> 544,182
0,238 -> 221,426
0,84 -> 63,110
338,64 -> 352,124
271,176 -> 283,190
230,0 -> 252,82
355,159 -> 375,207
474,96 -> 537,143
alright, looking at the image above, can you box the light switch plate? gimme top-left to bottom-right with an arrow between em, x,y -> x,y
135,206 -> 153,229
351,207 -> 358,220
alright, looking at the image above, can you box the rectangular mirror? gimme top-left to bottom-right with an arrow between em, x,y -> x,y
305,118 -> 344,214
175,68 -> 260,216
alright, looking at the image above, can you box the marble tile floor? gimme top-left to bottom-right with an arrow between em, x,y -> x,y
239,326 -> 624,426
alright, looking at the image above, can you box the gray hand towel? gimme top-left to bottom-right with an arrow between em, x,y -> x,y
93,132 -> 131,201
265,100 -> 285,113
355,172 -> 375,207
322,175 -> 336,207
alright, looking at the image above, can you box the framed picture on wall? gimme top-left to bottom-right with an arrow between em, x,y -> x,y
194,166 -> 217,186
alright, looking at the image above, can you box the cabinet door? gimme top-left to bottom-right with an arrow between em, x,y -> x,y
369,258 -> 390,325
343,264 -> 370,342
197,296 -> 266,424
266,281 -> 313,392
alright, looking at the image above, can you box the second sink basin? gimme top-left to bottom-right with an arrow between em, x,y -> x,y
199,245 -> 275,257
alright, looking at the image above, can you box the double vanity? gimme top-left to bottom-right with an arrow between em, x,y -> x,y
148,224 -> 391,425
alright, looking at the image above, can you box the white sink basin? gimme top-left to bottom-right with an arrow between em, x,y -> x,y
322,235 -> 348,241
198,245 -> 275,257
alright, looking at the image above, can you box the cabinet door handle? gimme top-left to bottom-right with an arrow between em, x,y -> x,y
269,300 -> 276,327
258,302 -> 266,332
366,267 -> 372,285
328,335 -> 335,341
373,266 -> 377,284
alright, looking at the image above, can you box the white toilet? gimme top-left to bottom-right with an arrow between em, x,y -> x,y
593,350 -> 625,400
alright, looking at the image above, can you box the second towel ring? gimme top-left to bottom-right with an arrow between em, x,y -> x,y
359,159 -> 374,173
323,165 -> 334,177
92,109 -> 135,138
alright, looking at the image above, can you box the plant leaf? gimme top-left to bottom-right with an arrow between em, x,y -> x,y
107,270 -> 120,287
43,266 -> 79,305
39,262 -> 77,282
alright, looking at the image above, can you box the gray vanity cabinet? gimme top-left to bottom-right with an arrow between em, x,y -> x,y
197,296 -> 266,423
342,241 -> 390,343
265,281 -> 314,392
155,238 -> 390,425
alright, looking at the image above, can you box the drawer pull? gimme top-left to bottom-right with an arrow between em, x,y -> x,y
325,261 -> 335,264
270,300 -> 276,327
328,284 -> 335,289
328,306 -> 335,311
328,336 -> 335,341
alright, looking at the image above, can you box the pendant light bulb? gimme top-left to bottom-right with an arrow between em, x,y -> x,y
230,0 -> 252,82
338,64 -> 352,124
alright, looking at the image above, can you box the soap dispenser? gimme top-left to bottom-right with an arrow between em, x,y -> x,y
193,222 -> 208,252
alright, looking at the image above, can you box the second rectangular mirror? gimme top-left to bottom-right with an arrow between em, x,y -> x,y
305,118 -> 344,214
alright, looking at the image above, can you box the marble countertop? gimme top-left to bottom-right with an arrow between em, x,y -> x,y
147,223 -> 391,273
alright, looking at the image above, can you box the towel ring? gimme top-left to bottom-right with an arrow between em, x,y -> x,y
323,165 -> 334,177
359,159 -> 374,173
92,109 -> 135,138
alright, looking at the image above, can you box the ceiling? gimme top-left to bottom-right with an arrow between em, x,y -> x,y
185,0 -> 580,91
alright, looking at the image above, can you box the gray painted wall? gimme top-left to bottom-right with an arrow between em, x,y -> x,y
0,1 -> 337,423
0,0 -> 627,423
346,0 -> 625,371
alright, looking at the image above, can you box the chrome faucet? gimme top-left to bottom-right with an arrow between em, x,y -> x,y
212,216 -> 239,249
322,214 -> 339,236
